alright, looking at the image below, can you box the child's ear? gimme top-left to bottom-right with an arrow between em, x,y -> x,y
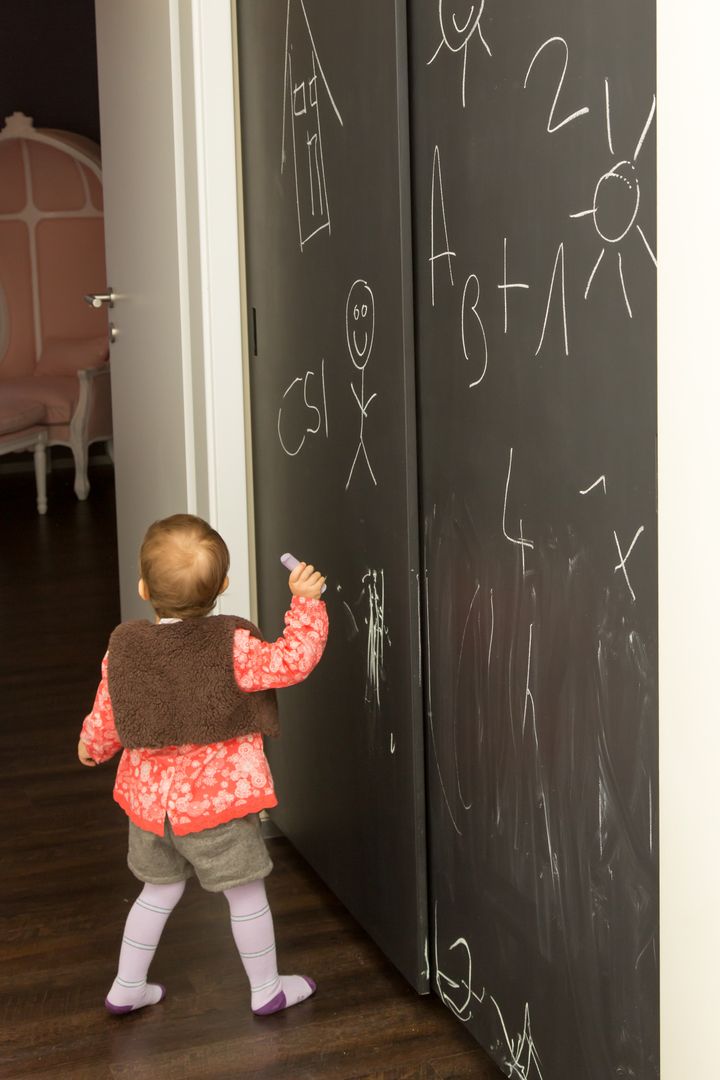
138,578 -> 150,601
220,576 -> 230,595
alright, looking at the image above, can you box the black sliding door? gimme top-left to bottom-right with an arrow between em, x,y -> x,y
236,0 -> 428,992
409,1 -> 658,1077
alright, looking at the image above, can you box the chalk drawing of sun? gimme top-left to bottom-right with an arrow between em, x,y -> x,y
570,81 -> 656,318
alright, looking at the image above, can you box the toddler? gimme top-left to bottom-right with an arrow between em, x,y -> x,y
78,513 -> 328,1016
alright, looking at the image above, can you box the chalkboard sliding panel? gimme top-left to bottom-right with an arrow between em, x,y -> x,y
236,1 -> 428,991
409,0 -> 658,1076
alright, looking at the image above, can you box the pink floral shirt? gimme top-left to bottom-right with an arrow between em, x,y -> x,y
80,597 -> 328,836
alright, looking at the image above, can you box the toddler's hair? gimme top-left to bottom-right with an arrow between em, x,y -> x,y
139,514 -> 230,619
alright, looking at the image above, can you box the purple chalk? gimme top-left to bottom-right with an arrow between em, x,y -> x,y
281,552 -> 326,593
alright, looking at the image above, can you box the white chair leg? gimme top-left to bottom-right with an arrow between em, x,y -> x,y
71,438 -> 90,500
34,437 -> 48,515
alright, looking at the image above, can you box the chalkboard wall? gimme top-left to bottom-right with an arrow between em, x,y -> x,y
237,0 -> 658,1074
409,1 -> 657,1076
237,0 -> 428,993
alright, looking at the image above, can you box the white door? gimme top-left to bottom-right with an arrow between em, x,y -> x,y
95,0 -> 198,619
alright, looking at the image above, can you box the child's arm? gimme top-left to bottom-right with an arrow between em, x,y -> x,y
78,653 -> 123,766
234,562 -> 329,692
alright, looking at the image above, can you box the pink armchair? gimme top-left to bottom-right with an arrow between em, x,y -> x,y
0,112 -> 112,502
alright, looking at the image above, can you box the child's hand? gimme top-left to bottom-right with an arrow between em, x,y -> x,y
289,562 -> 326,601
78,739 -> 97,767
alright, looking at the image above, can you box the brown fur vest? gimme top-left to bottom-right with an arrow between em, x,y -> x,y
107,615 -> 279,749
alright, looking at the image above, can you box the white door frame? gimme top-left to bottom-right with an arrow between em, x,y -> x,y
177,0 -> 254,619
658,2 -> 720,1076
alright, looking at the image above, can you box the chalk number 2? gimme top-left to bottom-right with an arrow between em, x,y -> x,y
524,37 -> 589,134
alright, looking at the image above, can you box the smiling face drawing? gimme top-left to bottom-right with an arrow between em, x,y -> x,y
439,1 -> 485,52
429,1 -> 492,109
346,279 -> 375,370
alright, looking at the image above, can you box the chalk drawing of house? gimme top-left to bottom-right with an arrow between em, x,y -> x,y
281,0 -> 343,251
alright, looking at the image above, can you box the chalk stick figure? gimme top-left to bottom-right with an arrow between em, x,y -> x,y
427,1 -> 492,109
345,279 -> 378,491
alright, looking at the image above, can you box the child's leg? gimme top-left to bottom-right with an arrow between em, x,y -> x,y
223,879 -> 316,1015
105,880 -> 186,1013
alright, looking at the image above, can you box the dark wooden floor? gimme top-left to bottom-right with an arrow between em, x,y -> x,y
0,464 -> 501,1080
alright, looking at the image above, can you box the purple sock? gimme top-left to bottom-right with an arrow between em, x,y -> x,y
224,880 -> 316,1014
105,880 -> 185,1013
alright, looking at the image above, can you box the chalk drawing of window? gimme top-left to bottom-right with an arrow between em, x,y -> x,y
281,0 -> 343,251
293,82 -> 307,116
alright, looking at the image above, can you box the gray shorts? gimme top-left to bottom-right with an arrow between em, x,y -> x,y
127,814 -> 273,893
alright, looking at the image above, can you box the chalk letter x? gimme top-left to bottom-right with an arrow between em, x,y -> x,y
613,525 -> 644,602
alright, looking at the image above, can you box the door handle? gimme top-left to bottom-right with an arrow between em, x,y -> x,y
84,287 -> 115,309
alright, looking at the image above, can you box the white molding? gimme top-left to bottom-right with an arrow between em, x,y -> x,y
19,139 -> 42,360
189,0 -> 251,618
230,0 -> 258,624
659,2 -> 720,1075
169,1 -> 198,515
0,112 -> 102,176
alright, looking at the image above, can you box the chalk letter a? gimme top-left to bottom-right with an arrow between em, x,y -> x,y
430,146 -> 456,307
